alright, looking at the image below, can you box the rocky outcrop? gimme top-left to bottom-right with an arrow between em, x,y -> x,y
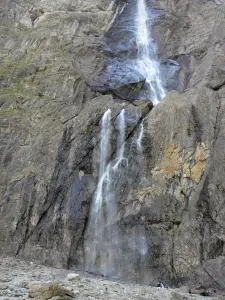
0,0 -> 121,266
91,61 -> 146,101
153,0 -> 225,92
117,86 -> 225,288
1,0 -> 225,294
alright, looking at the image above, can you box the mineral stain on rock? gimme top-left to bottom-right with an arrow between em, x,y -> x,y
155,142 -> 209,184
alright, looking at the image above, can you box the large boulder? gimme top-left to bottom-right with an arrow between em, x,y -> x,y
92,61 -> 146,101
190,256 -> 225,293
28,283 -> 74,299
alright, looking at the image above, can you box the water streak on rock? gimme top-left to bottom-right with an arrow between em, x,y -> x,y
137,122 -> 144,154
94,109 -> 112,213
113,109 -> 127,170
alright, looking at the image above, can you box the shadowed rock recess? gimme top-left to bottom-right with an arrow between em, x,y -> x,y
1,0 -> 225,294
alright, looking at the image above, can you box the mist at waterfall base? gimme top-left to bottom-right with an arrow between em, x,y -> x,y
135,0 -> 166,105
85,108 -> 148,281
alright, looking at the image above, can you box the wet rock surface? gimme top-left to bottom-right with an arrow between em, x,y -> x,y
92,61 -> 146,101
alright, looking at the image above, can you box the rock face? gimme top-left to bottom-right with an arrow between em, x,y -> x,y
1,0 -> 225,294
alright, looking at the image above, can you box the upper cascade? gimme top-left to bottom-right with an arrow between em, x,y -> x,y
136,0 -> 166,104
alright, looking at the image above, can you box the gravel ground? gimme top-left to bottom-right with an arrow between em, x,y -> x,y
0,256 -> 223,300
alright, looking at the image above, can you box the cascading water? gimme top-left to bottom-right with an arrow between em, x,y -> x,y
94,109 -> 111,213
85,109 -> 127,276
136,0 -> 166,105
85,109 -> 112,274
85,107 -> 149,280
113,109 -> 127,170
85,0 -> 168,281
137,122 -> 144,154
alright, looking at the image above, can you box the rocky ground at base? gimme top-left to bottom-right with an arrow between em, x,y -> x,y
0,256 -> 223,300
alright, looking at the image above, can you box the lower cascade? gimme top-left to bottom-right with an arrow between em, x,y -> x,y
85,108 -> 148,279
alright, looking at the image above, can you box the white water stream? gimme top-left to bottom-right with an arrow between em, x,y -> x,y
137,122 -> 144,154
86,108 -> 148,277
86,110 -> 127,276
136,0 -> 166,105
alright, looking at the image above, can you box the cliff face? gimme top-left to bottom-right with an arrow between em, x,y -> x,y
0,0 -> 119,266
1,0 -> 225,292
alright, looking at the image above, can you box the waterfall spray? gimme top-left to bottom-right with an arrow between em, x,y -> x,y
137,122 -> 144,154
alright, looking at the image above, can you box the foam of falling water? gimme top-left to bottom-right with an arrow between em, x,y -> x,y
113,109 -> 127,170
86,109 -> 128,276
136,0 -> 166,104
94,109 -> 111,212
137,122 -> 144,154
86,108 -> 148,279
85,109 -> 112,273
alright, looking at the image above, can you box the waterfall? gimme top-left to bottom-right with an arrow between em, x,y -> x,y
136,0 -> 166,105
85,109 -> 112,274
85,0 -> 167,280
85,109 -> 127,276
85,108 -> 148,280
94,109 -> 111,213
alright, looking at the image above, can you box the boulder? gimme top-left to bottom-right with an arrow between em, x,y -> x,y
66,273 -> 80,282
169,291 -> 190,300
190,256 -> 225,293
92,60 -> 146,101
28,283 -> 74,299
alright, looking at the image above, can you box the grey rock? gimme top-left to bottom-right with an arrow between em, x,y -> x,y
92,60 -> 146,101
28,283 -> 74,299
66,273 -> 80,281
170,291 -> 189,300
0,284 -> 8,290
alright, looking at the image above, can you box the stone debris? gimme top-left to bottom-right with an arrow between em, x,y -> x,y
0,256 -> 223,300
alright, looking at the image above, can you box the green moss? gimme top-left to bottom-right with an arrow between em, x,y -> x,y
133,81 -> 143,92
84,126 -> 93,134
0,106 -> 18,116
187,128 -> 192,136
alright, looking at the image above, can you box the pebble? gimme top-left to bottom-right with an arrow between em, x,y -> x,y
0,284 -> 8,290
0,278 -> 11,283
